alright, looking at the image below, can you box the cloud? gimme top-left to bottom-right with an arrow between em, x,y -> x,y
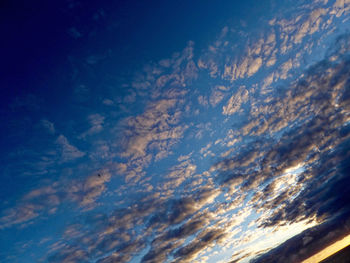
121,99 -> 182,159
0,169 -> 111,228
223,56 -> 263,81
209,87 -> 226,107
67,27 -> 82,39
331,0 -> 350,17
79,113 -> 105,138
158,160 -> 197,192
211,34 -> 350,261
198,95 -> 209,107
44,185 -> 221,263
5,4 -> 350,262
48,244 -> 89,263
222,86 -> 249,115
259,141 -> 350,228
197,0 -> 347,92
68,170 -> 111,208
41,119 -> 55,134
173,228 -> 227,262
218,55 -> 350,213
116,94 -> 189,185
141,218 -> 207,262
292,8 -> 327,44
0,185 -> 60,229
55,135 -> 85,162
252,210 -> 350,263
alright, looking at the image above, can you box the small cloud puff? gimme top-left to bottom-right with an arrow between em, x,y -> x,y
55,135 -> 85,162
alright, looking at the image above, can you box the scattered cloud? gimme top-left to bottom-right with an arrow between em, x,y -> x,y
55,135 -> 85,162
3,2 -> 350,263
41,119 -> 55,134
222,86 -> 249,115
42,24 -> 350,263
79,113 -> 105,138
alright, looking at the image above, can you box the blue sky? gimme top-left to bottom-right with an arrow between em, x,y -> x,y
1,0 -> 350,262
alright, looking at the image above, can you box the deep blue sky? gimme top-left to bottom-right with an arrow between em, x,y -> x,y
0,0 -> 271,199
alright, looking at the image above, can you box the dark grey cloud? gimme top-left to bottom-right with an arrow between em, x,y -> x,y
215,33 -> 350,202
96,240 -> 145,263
172,228 -> 226,262
141,241 -> 180,263
46,187 -> 219,263
252,209 -> 350,263
220,34 -> 350,262
228,248 -> 270,263
141,214 -> 208,262
260,141 -> 350,228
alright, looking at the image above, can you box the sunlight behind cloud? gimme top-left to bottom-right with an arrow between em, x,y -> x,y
283,162 -> 305,175
228,218 -> 318,263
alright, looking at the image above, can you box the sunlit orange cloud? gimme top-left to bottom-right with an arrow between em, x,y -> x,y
302,233 -> 350,263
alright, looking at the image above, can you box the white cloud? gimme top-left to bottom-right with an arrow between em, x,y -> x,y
222,86 -> 249,115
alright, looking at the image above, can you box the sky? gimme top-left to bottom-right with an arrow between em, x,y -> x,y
1,0 -> 350,262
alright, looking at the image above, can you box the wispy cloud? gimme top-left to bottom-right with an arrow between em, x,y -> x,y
55,135 -> 85,162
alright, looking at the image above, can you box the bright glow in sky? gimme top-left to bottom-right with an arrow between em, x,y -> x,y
302,234 -> 350,263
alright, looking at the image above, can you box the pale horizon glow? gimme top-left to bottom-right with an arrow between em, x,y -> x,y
302,233 -> 350,263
